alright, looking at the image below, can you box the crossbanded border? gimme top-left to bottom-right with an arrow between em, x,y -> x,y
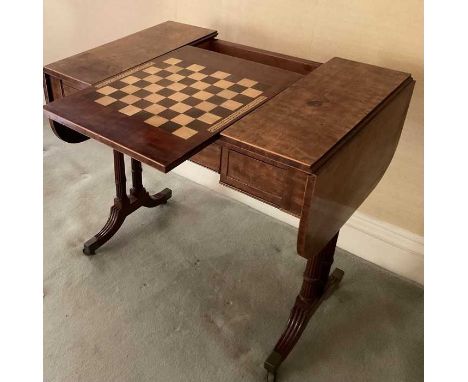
208,95 -> 267,133
94,61 -> 156,88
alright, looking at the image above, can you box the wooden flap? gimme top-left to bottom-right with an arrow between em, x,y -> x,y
221,57 -> 412,172
43,46 -> 301,173
44,21 -> 217,87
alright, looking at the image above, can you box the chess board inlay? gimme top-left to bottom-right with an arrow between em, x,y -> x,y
91,58 -> 268,140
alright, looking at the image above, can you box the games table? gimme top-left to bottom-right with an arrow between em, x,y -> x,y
43,21 -> 414,380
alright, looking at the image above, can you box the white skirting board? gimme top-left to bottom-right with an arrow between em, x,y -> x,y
338,213 -> 423,284
173,161 -> 424,285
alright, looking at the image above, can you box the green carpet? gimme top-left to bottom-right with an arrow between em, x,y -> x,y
44,124 -> 423,381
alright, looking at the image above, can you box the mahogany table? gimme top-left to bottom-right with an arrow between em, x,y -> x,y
43,21 -> 414,380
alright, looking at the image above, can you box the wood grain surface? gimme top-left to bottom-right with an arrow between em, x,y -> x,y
297,80 -> 415,258
221,57 -> 412,172
44,21 -> 217,88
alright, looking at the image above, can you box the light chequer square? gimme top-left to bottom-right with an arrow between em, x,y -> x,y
166,73 -> 184,82
145,115 -> 168,127
220,99 -> 242,111
97,86 -> 117,95
238,78 -> 258,87
195,101 -> 216,112
198,112 -> 221,125
95,96 -> 116,106
186,64 -> 205,72
164,58 -> 182,65
144,83 -> 164,93
121,75 -> 140,84
211,71 -> 230,79
143,66 -> 162,74
214,80 -> 234,89
173,126 -> 197,140
121,84 -> 140,94
144,74 -> 163,83
242,88 -> 263,98
170,102 -> 191,113
119,105 -> 141,116
217,89 -> 237,99
169,92 -> 190,102
172,114 -> 194,126
191,81 -> 211,90
145,104 -> 166,115
166,65 -> 183,73
188,72 -> 207,81
144,93 -> 165,103
167,82 -> 187,92
120,94 -> 140,104
193,91 -> 213,101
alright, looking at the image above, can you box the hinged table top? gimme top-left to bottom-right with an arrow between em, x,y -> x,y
44,21 -> 217,87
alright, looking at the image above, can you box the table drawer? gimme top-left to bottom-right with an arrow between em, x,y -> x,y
190,142 -> 221,172
220,144 -> 307,216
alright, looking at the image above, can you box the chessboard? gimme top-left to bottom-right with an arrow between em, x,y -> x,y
90,57 -> 269,140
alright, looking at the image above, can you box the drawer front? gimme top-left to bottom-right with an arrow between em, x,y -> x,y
220,144 -> 307,216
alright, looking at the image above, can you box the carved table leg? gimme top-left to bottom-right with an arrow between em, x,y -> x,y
129,158 -> 172,207
264,233 -> 344,380
83,151 -> 172,255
